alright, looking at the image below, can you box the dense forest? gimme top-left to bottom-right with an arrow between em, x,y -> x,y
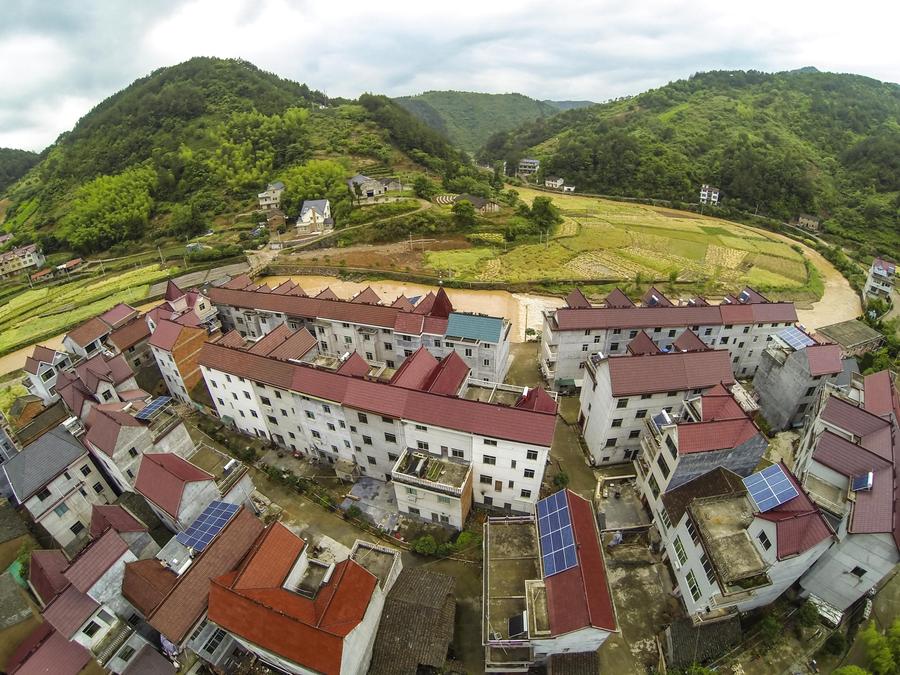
481,69 -> 900,258
0,58 -> 467,254
0,148 -> 39,194
395,91 -> 592,153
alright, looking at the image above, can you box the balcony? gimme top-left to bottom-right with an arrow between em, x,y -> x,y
391,449 -> 471,497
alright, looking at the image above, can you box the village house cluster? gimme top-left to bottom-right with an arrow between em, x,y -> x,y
0,265 -> 898,674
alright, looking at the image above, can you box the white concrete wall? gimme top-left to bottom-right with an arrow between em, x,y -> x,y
394,482 -> 464,528
340,581 -> 384,675
86,551 -> 138,617
151,345 -> 191,404
531,626 -> 611,661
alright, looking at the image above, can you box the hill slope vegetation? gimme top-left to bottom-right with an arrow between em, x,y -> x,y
481,69 -> 900,258
0,148 -> 39,194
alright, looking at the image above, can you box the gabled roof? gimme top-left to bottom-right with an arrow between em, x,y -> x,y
108,317 -> 151,351
72,352 -> 134,392
28,549 -> 69,605
208,522 -> 378,674
164,280 -> 184,302
672,329 -> 709,353
604,350 -> 735,397
247,324 -> 294,356
756,464 -> 833,559
863,370 -> 894,417
336,352 -> 371,377
3,426 -> 87,502
84,405 -> 143,456
223,274 -> 253,290
89,504 -> 147,539
65,316 -> 110,348
545,491 -> 616,634
424,351 -> 470,396
390,347 -> 439,390
413,291 -> 436,315
148,507 -> 264,644
805,344 -> 843,376
676,419 -> 762,454
99,302 -> 138,328
122,559 -> 178,617
642,286 -> 673,307
566,288 -> 592,309
515,387 -> 558,414
812,430 -> 891,477
391,295 -> 415,312
134,453 -> 214,519
446,312 -> 503,343
23,345 -> 62,374
43,585 -> 99,639
430,288 -> 454,319
351,286 -> 381,305
6,622 -> 91,675
820,396 -> 890,441
626,330 -> 660,355
148,318 -> 189,351
315,287 -> 339,300
63,530 -> 129,593
605,288 -> 634,308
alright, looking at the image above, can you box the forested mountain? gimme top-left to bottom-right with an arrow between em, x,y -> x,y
481,70 -> 900,257
395,91 -> 591,153
1,57 -> 461,254
0,148 -> 39,194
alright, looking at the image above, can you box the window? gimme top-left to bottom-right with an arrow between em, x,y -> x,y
480,475 -> 493,485
36,488 -> 51,501
385,432 -> 397,443
704,328 -> 713,336
322,404 -> 331,414
851,566 -> 867,578
268,415 -> 277,424
611,418 -> 623,428
70,521 -> 85,535
363,435 -> 372,445
415,424 -> 427,431
358,413 -> 368,424
668,329 -> 676,338
118,645 -> 136,662
367,456 -> 376,465
610,342 -> 619,351
82,621 -> 102,637
686,518 -> 699,545
408,506 -> 420,515
605,438 -> 616,448
649,475 -> 660,498
381,416 -> 393,424
452,449 -> 464,458
204,628 -> 227,654
465,348 -> 473,357
673,536 -> 687,566
521,489 -> 532,498
526,449 -> 538,460
54,503 -> 70,517
701,553 -> 716,586
581,344 -> 589,352
80,465 -> 91,477
805,386 -> 816,397
417,440 -> 429,450
311,430 -> 321,439
484,496 -> 493,506
250,410 -> 258,418
660,508 -> 672,531
629,330 -> 638,339
327,423 -> 335,431
686,570 -> 702,601
524,469 -> 535,478
656,453 -> 670,479
757,531 -> 772,551
629,429 -> 640,439
243,391 -> 251,399
260,396 -> 271,406
275,390 -> 282,399
388,452 -> 398,461
636,409 -> 647,419
483,455 -> 496,465
641,393 -> 652,400
617,398 -> 629,409
594,336 -> 601,344
484,439 -> 497,446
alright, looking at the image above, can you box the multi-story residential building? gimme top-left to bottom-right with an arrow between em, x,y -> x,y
752,327 -> 844,431
83,397 -> 194,492
257,180 -> 285,210
636,384 -> 767,502
544,177 -> 565,189
863,257 -> 896,301
793,370 -> 900,614
656,463 -> 832,621
542,286 -> 798,389
699,184 -> 720,205
482,489 -> 617,672
63,317 -> 113,360
89,504 -> 159,559
578,345 -> 736,464
517,158 -> 540,176
2,426 -> 115,552
0,243 -> 45,279
146,281 -> 220,333
23,346 -> 71,404
199,328 -> 557,515
148,321 -> 210,404
106,313 -> 152,372
795,214 -> 820,231
297,199 -> 333,233
208,278 -> 512,382
56,352 -> 141,421
208,524 -> 402,675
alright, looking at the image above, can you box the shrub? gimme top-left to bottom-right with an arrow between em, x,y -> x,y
797,600 -> 820,627
411,535 -> 438,555
553,472 -> 570,489
824,632 -> 847,655
758,614 -> 782,646
346,505 -> 363,520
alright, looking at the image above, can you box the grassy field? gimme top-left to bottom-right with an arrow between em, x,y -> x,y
425,187 -> 813,295
0,264 -> 175,355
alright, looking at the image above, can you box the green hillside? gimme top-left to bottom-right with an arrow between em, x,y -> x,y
1,57 -> 460,255
0,148 -> 39,194
481,69 -> 900,258
395,90 -> 569,153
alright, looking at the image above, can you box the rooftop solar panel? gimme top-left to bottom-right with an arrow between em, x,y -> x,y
176,500 -> 239,551
536,490 -> 578,577
777,327 -> 815,351
743,464 -> 798,512
134,396 -> 172,420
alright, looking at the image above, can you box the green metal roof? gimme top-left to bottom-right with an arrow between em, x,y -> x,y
445,312 -> 503,344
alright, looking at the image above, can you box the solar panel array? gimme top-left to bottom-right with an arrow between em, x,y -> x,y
134,396 -> 172,420
743,464 -> 799,512
777,326 -> 815,351
176,500 -> 239,551
536,491 -> 578,577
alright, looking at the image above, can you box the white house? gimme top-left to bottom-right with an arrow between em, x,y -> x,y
0,243 -> 45,279
862,257 -> 896,301
23,345 -> 72,404
297,199 -> 333,233
517,158 -> 540,176
699,184 -> 720,205
544,177 -> 564,189
258,181 -> 285,210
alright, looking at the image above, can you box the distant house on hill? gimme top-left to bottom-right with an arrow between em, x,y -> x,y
517,158 -> 540,176
257,181 -> 284,211
563,185 -> 576,192
699,184 -> 720,205
452,193 -> 500,214
795,214 -> 820,231
297,199 -> 333,233
544,177 -> 565,189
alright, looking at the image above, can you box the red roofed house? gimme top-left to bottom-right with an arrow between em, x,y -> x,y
134,453 -> 218,532
63,317 -> 113,360
55,351 -> 141,422
578,348 -> 737,464
658,464 -> 832,622
148,319 -> 210,405
5,622 -> 92,675
636,384 -> 768,506
208,523 -> 402,675
541,285 -> 798,390
752,327 -> 845,431
793,370 -> 900,613
89,504 -> 158,559
483,490 -> 617,671
22,345 -> 71,404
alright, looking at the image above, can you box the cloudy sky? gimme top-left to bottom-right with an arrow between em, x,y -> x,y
2,0 -> 897,152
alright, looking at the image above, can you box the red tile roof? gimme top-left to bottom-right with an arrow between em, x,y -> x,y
545,491 -> 617,635
247,323 -> 294,355
863,370 -> 894,417
604,288 -> 633,308
429,288 -> 454,319
316,287 -> 339,300
63,530 -> 129,593
148,318 -> 187,351
43,585 -> 99,638
200,342 -> 558,446
566,288 -> 592,309
223,274 -> 253,290
672,329 -> 710,353
642,286 -> 673,307
756,465 -> 833,559
89,504 -> 147,538
515,387 -> 558,413
84,405 -> 143,456
391,295 -> 415,312
65,316 -> 110,348
413,291 -> 435,315
164,280 -> 184,302
109,317 -> 151,352
28,550 -> 69,606
268,327 -> 317,361
605,350 -> 735,397
208,523 -> 378,674
6,623 -> 91,675
351,286 -> 381,305
99,302 -> 138,328
149,507 -> 264,644
812,431 -> 891,477
424,351 -> 470,396
805,344 -> 843,376
390,347 -> 439,389
821,396 -> 890,444
554,301 -> 796,331
677,419 -> 761,454
336,352 -> 371,377
626,330 -> 660,355
24,345 -> 60,374
134,453 -> 214,518
122,559 -> 178,616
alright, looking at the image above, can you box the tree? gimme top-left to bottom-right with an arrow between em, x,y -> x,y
351,181 -> 363,205
411,535 -> 438,555
758,615 -> 782,646
451,199 -> 477,228
413,175 -> 437,199
797,600 -> 819,627
280,159 -> 350,221
860,622 -> 896,675
169,201 -> 205,237
553,471 -> 570,489
529,196 -> 563,230
833,667 -> 871,675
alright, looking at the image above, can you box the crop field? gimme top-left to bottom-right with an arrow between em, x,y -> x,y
0,264 -> 174,355
424,187 -> 812,294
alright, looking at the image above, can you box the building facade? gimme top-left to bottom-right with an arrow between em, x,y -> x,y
699,184 -> 720,205
863,257 -> 896,301
0,244 -> 45,279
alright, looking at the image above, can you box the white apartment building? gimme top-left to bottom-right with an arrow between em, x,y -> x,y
208,278 -> 512,383
0,243 -> 45,278
257,180 -> 284,210
517,158 -> 540,176
863,257 -> 896,301
23,345 -> 71,403
699,184 -> 720,205
542,286 -> 798,390
793,370 -> 900,613
578,346 -> 736,464
199,329 -> 557,516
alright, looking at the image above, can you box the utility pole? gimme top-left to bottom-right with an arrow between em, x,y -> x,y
158,246 -> 166,265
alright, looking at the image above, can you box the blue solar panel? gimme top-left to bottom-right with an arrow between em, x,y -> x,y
851,472 -> 873,492
176,500 -> 239,551
743,464 -> 799,512
777,327 -> 815,351
135,396 -> 172,420
536,490 -> 578,577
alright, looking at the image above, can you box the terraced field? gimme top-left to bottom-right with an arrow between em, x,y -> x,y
424,187 -> 812,294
